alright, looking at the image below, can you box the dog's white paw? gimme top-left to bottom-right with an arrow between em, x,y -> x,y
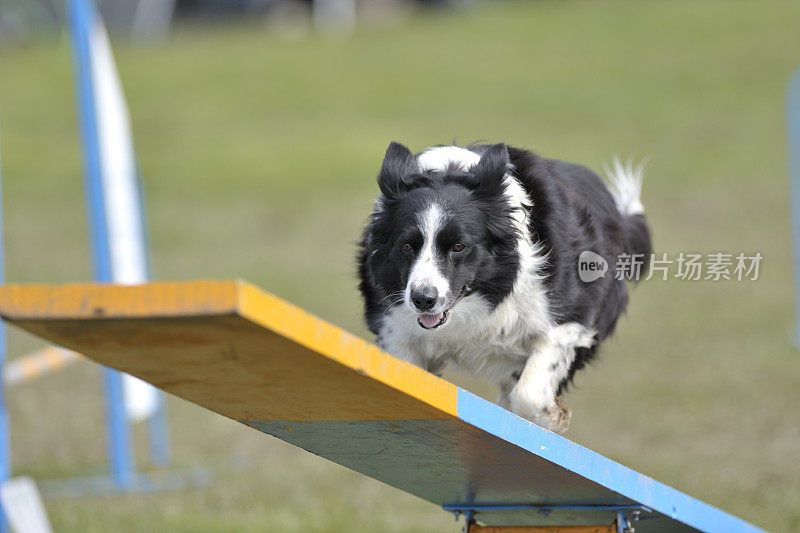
536,396 -> 571,434
509,396 -> 571,434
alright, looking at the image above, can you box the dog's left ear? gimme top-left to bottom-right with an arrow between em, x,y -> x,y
473,143 -> 509,197
378,142 -> 419,199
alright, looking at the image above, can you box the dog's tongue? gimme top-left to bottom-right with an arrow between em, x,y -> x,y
418,313 -> 443,329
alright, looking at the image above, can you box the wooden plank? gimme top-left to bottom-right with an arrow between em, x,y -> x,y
0,280 -> 238,319
0,280 -> 456,422
0,281 -> 764,532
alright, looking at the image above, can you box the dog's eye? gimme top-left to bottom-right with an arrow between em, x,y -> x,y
401,243 -> 413,253
452,243 -> 466,253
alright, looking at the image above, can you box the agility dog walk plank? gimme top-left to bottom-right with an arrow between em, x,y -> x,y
0,281 -> 761,532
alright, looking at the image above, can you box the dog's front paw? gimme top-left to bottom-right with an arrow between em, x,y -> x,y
523,398 -> 571,434
538,396 -> 571,433
507,390 -> 572,433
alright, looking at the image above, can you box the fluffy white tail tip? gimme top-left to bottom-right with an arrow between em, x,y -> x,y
604,157 -> 646,216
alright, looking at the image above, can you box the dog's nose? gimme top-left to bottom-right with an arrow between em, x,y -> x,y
411,286 -> 438,312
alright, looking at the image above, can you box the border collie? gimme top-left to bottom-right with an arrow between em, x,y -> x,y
357,143 -> 650,433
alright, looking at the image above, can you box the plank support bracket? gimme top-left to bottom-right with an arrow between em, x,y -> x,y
444,504 -> 651,533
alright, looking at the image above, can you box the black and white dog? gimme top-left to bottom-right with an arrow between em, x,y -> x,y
357,142 -> 650,432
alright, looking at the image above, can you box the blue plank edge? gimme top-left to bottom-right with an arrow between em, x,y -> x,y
455,389 -> 763,533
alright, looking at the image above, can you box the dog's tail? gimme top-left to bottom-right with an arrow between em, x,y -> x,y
604,157 -> 652,281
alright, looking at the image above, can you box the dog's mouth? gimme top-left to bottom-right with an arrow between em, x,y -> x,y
415,286 -> 468,330
417,309 -> 450,330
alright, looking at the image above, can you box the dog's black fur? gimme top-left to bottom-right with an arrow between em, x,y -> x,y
358,142 -> 650,403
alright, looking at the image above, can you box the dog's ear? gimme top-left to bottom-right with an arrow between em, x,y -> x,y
378,142 -> 419,198
473,143 -> 509,198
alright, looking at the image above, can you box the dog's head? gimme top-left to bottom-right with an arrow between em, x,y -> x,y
363,142 -> 520,330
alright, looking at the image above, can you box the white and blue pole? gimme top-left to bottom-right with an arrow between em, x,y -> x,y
67,0 -> 134,488
788,65 -> 800,347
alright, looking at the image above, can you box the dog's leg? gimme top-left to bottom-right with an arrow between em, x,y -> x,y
380,336 -> 424,367
424,354 -> 449,377
379,326 -> 446,375
507,323 -> 594,433
496,370 -> 522,411
496,380 -> 514,411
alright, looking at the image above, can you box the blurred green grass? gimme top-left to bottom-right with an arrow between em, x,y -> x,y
1,0 -> 800,531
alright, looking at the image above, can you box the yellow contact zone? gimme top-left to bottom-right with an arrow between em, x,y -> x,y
0,280 -> 458,419
236,281 -> 459,419
0,280 -> 239,320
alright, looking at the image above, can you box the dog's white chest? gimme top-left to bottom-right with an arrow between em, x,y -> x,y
378,287 -> 550,382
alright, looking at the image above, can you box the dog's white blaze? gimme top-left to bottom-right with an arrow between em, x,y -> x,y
404,203 -> 450,311
417,145 -> 480,172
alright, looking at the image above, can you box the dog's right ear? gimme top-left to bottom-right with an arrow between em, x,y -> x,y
472,143 -> 510,199
378,142 -> 419,198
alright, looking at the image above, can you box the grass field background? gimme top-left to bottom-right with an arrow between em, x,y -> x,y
1,1 -> 800,531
